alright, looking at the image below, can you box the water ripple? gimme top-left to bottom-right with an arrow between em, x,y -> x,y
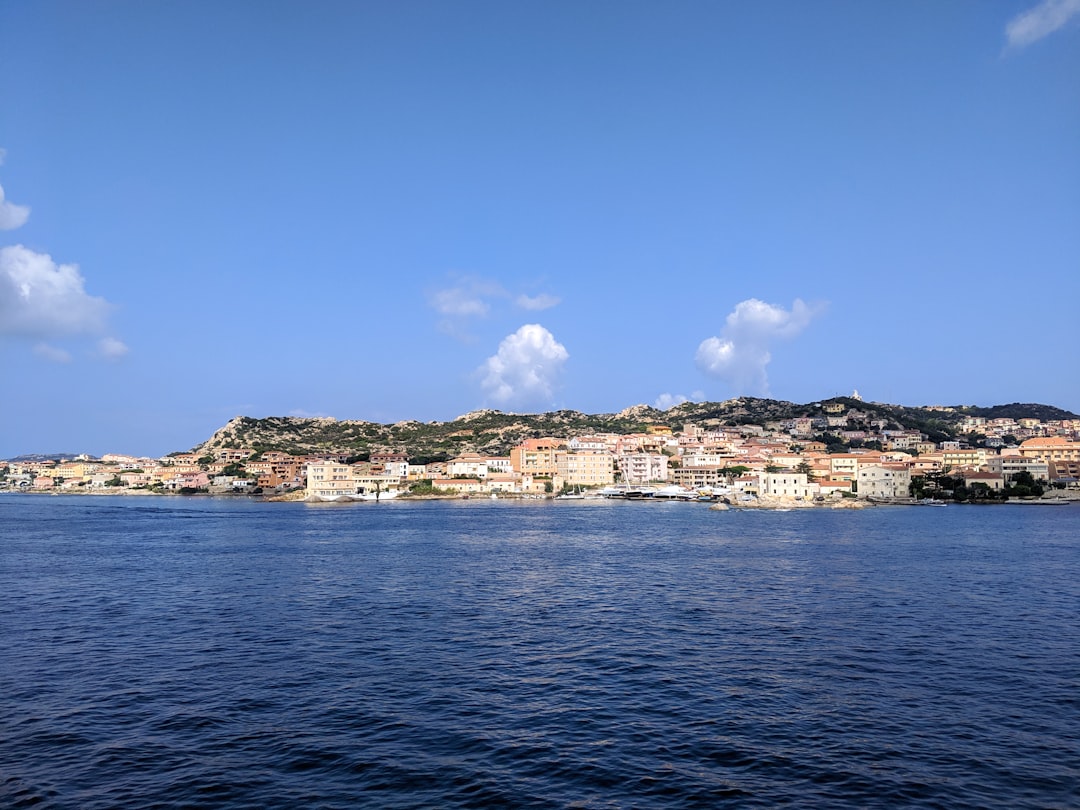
1,496 -> 1078,808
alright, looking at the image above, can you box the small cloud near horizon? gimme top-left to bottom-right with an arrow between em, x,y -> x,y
654,391 -> 705,410
429,275 -> 560,339
33,342 -> 72,363
478,324 -> 569,409
0,182 -> 30,230
0,149 -> 31,230
1005,0 -> 1080,49
516,293 -> 560,311
429,276 -> 505,341
98,337 -> 130,360
696,298 -> 823,397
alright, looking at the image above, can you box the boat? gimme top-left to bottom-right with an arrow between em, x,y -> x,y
652,485 -> 698,500
596,484 -> 660,499
311,487 -> 402,502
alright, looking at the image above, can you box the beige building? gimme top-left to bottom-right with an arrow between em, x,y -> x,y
306,461 -> 355,498
828,453 -> 883,482
510,438 -> 564,477
962,471 -> 1004,491
940,447 -> 991,472
430,477 -> 486,494
670,466 -> 730,490
306,461 -> 403,498
554,450 -> 615,489
1018,437 -> 1080,464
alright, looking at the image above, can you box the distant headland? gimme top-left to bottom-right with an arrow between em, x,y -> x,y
3,397 -> 1078,505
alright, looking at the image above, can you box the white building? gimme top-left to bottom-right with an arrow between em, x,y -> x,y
618,453 -> 668,484
985,455 -> 1049,483
857,464 -> 912,499
759,471 -> 819,500
447,454 -> 493,479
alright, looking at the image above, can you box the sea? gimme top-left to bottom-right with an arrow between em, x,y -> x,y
1,494 -> 1077,809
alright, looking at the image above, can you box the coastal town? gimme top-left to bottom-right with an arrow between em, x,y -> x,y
4,399 -> 1079,506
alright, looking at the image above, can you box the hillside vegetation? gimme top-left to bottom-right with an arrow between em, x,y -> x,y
189,398 -> 1078,462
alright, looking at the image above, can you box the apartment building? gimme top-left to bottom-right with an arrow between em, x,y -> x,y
618,453 -> 668,484
941,447 -> 991,471
670,466 -> 730,490
856,464 -> 912,499
447,454 -> 493,479
985,455 -> 1050,482
1018,437 -> 1080,464
306,460 -> 355,498
510,438 -> 564,477
555,449 -> 615,489
828,453 -> 883,482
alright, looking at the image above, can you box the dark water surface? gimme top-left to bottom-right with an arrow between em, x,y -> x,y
1,495 -> 1077,808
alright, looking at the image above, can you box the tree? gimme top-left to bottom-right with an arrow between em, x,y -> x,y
795,460 -> 815,480
909,475 -> 927,499
968,482 -> 999,501
1005,470 -> 1044,497
1010,470 -> 1036,488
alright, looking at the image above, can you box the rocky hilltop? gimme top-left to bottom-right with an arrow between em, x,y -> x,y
189,397 -> 1078,462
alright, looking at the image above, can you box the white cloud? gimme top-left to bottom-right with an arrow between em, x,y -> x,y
655,393 -> 689,410
0,244 -> 113,339
429,276 -> 509,340
479,324 -> 569,409
98,337 -> 130,360
1005,0 -> 1080,48
429,276 -> 509,316
430,277 -> 563,338
430,286 -> 491,318
33,343 -> 72,363
695,298 -> 821,396
516,293 -> 560,311
0,182 -> 30,230
654,392 -> 704,410
0,149 -> 31,229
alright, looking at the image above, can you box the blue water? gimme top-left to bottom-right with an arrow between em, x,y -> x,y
1,495 -> 1077,809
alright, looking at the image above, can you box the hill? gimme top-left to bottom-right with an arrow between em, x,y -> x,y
189,398 -> 1079,462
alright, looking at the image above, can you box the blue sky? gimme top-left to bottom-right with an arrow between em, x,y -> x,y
2,1 -> 1078,457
